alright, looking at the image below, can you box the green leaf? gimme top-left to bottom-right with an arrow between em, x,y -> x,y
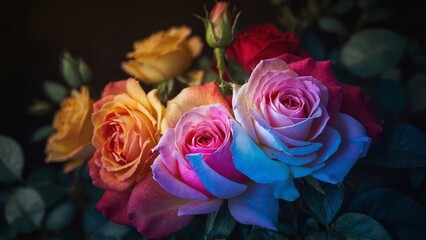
305,231 -> 341,240
91,222 -> 130,240
176,217 -> 204,240
407,74 -> 426,112
300,29 -> 327,60
225,57 -> 249,85
78,58 -> 93,84
83,202 -> 106,235
334,213 -> 391,240
61,52 -> 82,88
247,228 -> 288,240
410,168 -> 426,189
50,231 -> 80,240
367,124 -> 426,168
304,176 -> 325,194
334,0 -> 354,14
318,17 -> 347,34
303,182 -> 344,225
302,218 -> 320,236
348,188 -> 426,240
45,202 -> 75,230
247,230 -> 270,240
0,135 -> 24,183
44,81 -> 68,103
206,203 -> 235,239
5,187 -> 45,234
353,175 -> 383,194
28,167 -> 67,207
83,201 -> 131,239
277,222 -> 297,237
31,125 -> 55,142
371,79 -> 407,113
340,29 -> 407,77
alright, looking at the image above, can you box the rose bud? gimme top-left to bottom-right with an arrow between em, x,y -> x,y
200,2 -> 240,48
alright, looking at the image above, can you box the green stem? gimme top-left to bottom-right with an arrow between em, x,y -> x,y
214,47 -> 226,84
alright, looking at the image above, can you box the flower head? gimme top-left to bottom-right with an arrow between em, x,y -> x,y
231,54 -> 371,200
45,86 -> 94,172
122,26 -> 203,84
88,78 -> 165,191
200,2 -> 240,48
226,24 -> 307,73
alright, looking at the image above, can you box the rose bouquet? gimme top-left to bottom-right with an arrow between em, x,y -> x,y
2,1 -> 426,240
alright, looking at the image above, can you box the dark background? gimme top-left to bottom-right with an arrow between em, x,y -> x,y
0,0 -> 424,175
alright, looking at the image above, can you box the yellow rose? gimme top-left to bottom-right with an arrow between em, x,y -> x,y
45,86 -> 95,173
88,78 -> 165,191
121,26 -> 203,85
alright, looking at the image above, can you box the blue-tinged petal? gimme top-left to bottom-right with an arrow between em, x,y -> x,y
250,108 -> 323,156
187,154 -> 247,199
272,178 -> 300,201
311,113 -> 371,184
228,183 -> 278,230
231,121 -> 290,184
178,199 -> 222,216
263,147 -> 317,166
289,163 -> 324,178
152,157 -> 209,201
274,130 -> 316,148
308,127 -> 341,166
289,143 -> 323,156
250,108 -> 291,153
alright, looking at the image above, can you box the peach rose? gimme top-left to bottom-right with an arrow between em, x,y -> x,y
121,26 -> 203,85
89,78 -> 165,191
45,86 -> 94,173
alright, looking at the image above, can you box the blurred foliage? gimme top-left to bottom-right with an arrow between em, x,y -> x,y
1,0 -> 426,239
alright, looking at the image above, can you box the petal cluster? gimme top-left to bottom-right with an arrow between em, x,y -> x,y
122,26 -> 203,84
232,55 -> 371,200
45,86 -> 95,172
89,78 -> 164,191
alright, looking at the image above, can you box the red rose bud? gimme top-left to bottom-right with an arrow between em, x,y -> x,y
202,2 -> 240,48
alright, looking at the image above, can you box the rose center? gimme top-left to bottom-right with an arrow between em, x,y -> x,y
281,95 -> 300,110
195,134 -> 213,146
106,118 -> 127,165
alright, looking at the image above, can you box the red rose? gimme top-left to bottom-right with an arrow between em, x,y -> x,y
226,24 -> 306,73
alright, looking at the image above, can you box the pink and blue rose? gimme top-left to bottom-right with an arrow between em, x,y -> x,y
231,54 -> 372,200
150,103 -> 278,234
122,83 -> 279,239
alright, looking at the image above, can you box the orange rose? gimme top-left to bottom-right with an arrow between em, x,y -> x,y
89,78 -> 165,191
45,86 -> 94,173
121,26 -> 203,85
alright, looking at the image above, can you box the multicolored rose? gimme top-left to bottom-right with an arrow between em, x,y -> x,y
125,82 -> 279,238
231,54 -> 372,200
88,78 -> 164,191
